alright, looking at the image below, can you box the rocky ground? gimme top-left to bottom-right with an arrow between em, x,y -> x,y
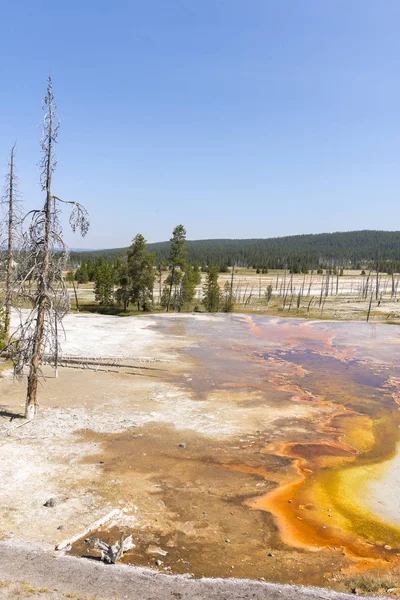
0,540 -> 382,600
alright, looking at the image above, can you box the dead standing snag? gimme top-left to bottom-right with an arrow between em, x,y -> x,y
1,143 -> 22,340
9,77 -> 89,419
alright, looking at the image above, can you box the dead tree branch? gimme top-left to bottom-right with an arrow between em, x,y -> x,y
85,533 -> 135,564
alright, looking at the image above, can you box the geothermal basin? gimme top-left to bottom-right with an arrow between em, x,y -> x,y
1,313 -> 400,590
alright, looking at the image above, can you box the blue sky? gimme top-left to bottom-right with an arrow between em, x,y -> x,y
1,1 -> 400,248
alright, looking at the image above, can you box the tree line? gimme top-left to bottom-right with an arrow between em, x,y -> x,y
70,230 -> 400,273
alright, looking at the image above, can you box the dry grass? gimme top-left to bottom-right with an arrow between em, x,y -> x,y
65,269 -> 400,324
0,582 -> 102,599
337,572 -> 400,595
21,583 -> 50,594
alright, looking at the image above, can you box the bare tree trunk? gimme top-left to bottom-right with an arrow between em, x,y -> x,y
26,211 -> 51,417
296,291 -> 301,311
72,280 -> 79,311
319,276 -> 324,307
4,144 -> 16,339
283,289 -> 288,310
166,266 -> 175,312
367,293 -> 373,322
363,271 -> 371,299
26,83 -> 54,418
307,272 -> 313,296
25,304 -> 46,418
54,311 -> 59,378
287,294 -> 294,311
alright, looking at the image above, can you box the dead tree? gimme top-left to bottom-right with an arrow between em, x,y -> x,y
325,268 -> 330,297
367,293 -> 373,322
9,78 -> 89,419
85,533 -> 134,564
364,270 -> 372,299
1,143 -> 21,339
296,291 -> 300,311
375,261 -> 381,301
72,279 -> 80,312
287,293 -> 294,312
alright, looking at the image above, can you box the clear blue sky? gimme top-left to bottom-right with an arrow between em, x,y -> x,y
1,1 -> 400,248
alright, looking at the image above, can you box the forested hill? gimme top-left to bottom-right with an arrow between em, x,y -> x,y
70,230 -> 400,269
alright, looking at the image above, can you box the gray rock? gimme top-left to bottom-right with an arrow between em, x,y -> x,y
44,497 -> 58,508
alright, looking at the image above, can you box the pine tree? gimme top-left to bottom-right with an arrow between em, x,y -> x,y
165,225 -> 187,312
222,281 -> 235,312
76,263 -> 89,283
202,267 -> 221,312
127,234 -> 155,311
115,263 -> 131,312
181,265 -> 201,307
94,263 -> 113,305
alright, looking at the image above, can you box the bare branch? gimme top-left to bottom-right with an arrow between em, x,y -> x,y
52,196 -> 90,236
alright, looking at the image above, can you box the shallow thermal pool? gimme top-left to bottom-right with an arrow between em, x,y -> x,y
72,314 -> 400,584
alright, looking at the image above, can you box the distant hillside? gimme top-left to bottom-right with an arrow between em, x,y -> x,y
70,230 -> 400,270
